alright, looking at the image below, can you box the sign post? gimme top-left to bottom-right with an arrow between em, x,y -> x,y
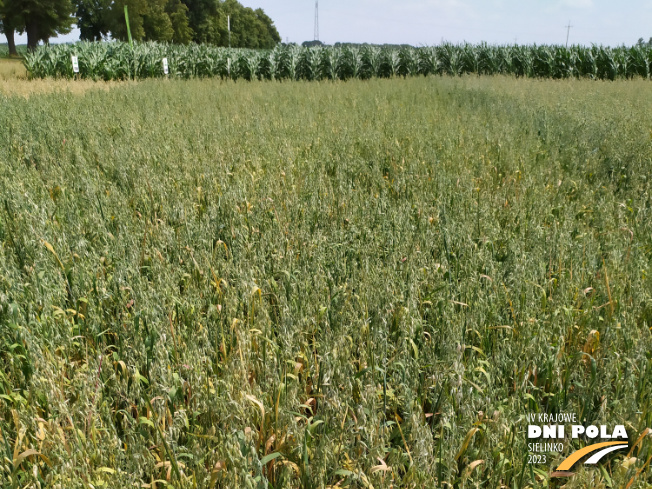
71,55 -> 79,77
162,58 -> 169,76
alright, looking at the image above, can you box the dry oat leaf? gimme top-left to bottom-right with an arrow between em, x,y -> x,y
582,330 -> 600,366
455,427 -> 479,460
371,457 -> 391,473
278,460 -> 300,475
14,448 -> 40,466
265,434 -> 276,454
209,461 -> 226,488
468,459 -> 484,471
627,427 -> 650,458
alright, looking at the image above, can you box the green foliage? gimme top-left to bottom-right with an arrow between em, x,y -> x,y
97,0 -> 195,44
72,0 -> 278,47
142,0 -> 174,42
178,0 -> 279,48
219,1 -> 280,49
1,2 -> 22,56
302,40 -> 325,48
0,75 -> 651,488
75,0 -> 113,41
180,0 -> 219,43
166,0 -> 193,44
109,0 -> 148,41
3,0 -> 74,49
23,40 -> 652,82
0,43 -> 26,57
636,37 -> 652,48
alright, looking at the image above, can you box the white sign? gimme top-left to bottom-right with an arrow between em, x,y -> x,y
162,57 -> 169,75
71,55 -> 79,73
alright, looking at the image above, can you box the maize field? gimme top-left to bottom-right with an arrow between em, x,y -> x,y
23,40 -> 652,81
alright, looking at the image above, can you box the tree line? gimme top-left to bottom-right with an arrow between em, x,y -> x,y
636,37 -> 652,48
0,0 -> 280,53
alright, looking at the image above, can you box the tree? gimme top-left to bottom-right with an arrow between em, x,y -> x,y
180,0 -> 219,43
179,0 -> 278,47
210,0 -> 278,48
635,37 -> 652,48
3,0 -> 75,50
302,40 -> 324,48
1,2 -> 21,56
107,0 -> 195,43
109,0 -> 148,41
166,0 -> 192,44
142,0 -> 173,41
254,8 -> 279,47
75,0 -> 112,41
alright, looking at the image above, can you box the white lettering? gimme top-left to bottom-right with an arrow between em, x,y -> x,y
528,425 -> 542,438
543,425 -> 556,438
586,426 -> 599,438
613,425 -> 627,439
600,425 -> 612,439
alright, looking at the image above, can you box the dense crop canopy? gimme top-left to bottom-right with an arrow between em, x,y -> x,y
23,41 -> 652,81
1,75 -> 652,487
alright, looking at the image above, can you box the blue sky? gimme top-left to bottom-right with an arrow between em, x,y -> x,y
12,0 -> 652,46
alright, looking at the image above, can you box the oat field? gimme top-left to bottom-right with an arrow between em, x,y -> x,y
0,75 -> 651,488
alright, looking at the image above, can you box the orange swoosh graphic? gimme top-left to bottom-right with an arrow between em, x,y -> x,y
556,442 -> 626,471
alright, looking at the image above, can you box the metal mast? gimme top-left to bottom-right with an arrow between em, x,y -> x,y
314,1 -> 319,41
565,20 -> 573,47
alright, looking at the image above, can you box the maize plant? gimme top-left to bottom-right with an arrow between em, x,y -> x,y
438,43 -> 463,76
398,47 -> 418,77
23,41 -> 652,81
360,46 -> 382,79
379,49 -> 401,78
318,47 -> 338,80
416,47 -> 438,76
478,43 -> 502,75
460,43 -> 481,75
337,46 -> 363,80
296,47 -> 322,81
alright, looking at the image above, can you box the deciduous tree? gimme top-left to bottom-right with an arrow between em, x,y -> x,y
166,0 -> 193,44
142,0 -> 173,41
1,3 -> 21,56
75,0 -> 112,41
109,0 -> 148,41
180,0 -> 219,43
3,0 -> 74,50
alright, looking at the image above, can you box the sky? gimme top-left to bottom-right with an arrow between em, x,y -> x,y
11,0 -> 652,47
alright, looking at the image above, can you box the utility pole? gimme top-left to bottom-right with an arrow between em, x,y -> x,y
228,15 -> 231,48
565,20 -> 573,47
314,0 -> 319,42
